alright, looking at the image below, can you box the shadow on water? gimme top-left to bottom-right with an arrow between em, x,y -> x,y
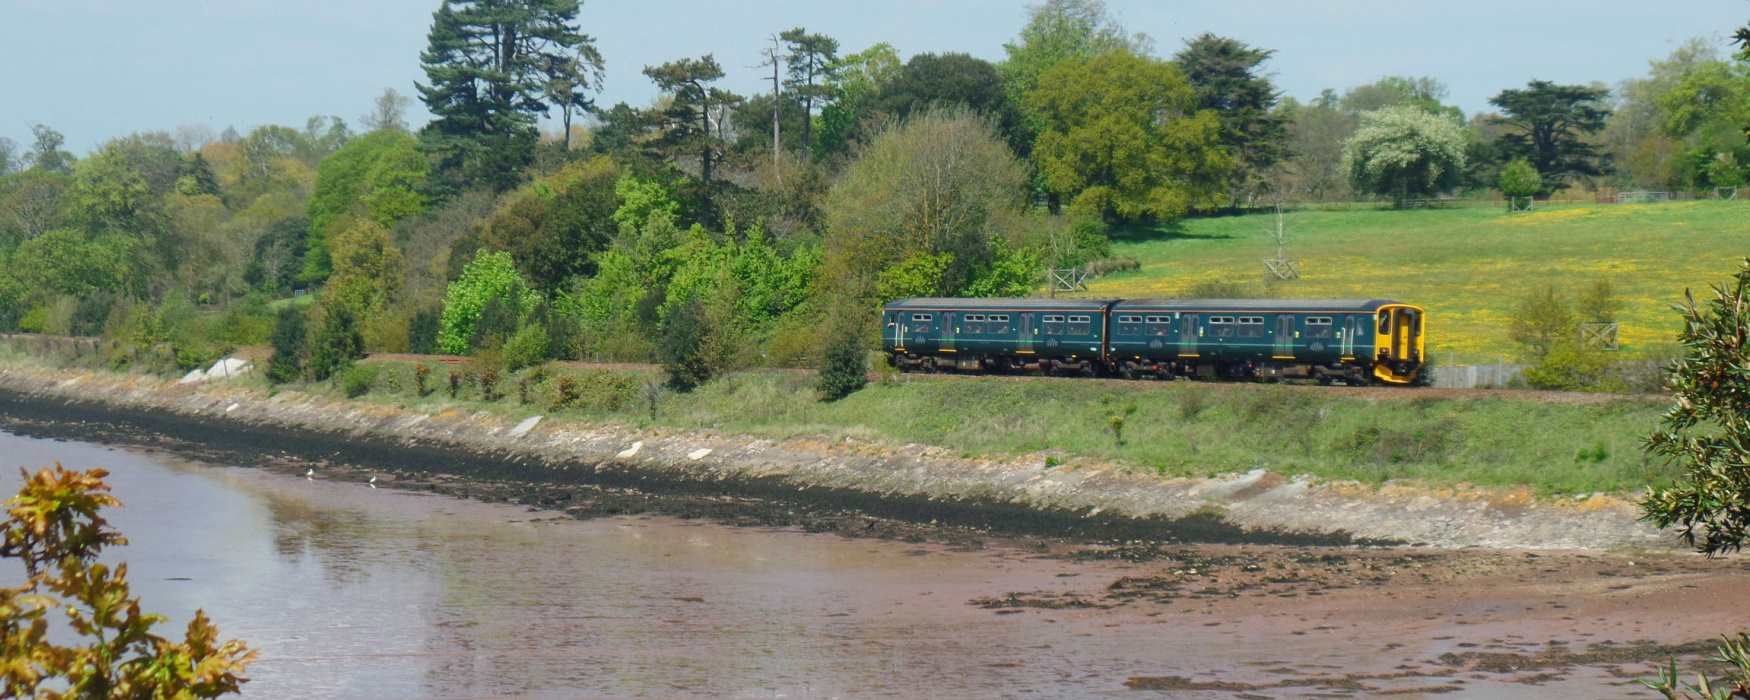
0,388 -> 1385,549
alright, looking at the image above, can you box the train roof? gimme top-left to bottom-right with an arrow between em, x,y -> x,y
1113,298 -> 1401,312
884,297 -> 1114,311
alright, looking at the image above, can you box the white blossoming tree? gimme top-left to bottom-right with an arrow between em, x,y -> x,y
1340,105 -> 1467,208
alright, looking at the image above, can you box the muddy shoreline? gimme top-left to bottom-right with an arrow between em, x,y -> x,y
0,387 -> 1360,549
0,362 -> 1674,551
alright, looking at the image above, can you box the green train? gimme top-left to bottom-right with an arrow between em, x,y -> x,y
881,297 -> 1426,385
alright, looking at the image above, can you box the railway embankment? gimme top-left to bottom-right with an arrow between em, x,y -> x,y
0,355 -> 1677,551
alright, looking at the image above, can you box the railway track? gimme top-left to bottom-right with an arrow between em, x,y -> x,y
0,335 -> 1659,406
361,351 -> 1655,406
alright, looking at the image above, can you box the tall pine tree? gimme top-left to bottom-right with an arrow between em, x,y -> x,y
643,55 -> 732,185
1174,33 -> 1287,205
779,28 -> 839,154
416,0 -> 595,192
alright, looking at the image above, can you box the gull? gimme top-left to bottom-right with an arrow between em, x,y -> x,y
368,475 -> 377,489
305,468 -> 314,481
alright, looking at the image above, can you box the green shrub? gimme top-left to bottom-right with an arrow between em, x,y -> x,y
414,363 -> 432,396
407,308 -> 440,355
503,323 -> 550,371
1498,158 -> 1542,199
309,306 -> 365,382
266,308 -> 307,384
552,376 -> 581,408
660,300 -> 711,392
469,292 -> 523,352
1523,340 -> 1618,392
341,364 -> 378,398
815,332 -> 867,401
1508,284 -> 1574,361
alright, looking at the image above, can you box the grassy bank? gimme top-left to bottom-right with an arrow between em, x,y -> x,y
1086,200 -> 1750,363
314,356 -> 1671,497
0,340 -> 1678,496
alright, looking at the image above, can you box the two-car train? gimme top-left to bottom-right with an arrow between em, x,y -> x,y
881,297 -> 1426,385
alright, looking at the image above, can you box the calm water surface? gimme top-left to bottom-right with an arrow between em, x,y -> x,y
1,429 -> 1683,699
1,430 -> 1168,699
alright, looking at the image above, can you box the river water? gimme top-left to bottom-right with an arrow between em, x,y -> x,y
2,428 -> 1739,698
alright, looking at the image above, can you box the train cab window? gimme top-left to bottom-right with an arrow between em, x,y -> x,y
1116,314 -> 1143,335
1237,316 -> 1265,338
1146,316 -> 1172,336
908,313 -> 933,333
1306,316 -> 1333,339
1043,314 -> 1065,336
1067,315 -> 1092,335
989,314 -> 1010,334
1209,316 -> 1235,338
1378,314 -> 1392,334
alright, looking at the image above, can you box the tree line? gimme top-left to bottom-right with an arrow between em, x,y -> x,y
0,2 -> 1745,392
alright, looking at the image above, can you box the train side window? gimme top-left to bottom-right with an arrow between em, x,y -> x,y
1068,315 -> 1092,335
1144,316 -> 1168,337
990,314 -> 1010,334
1237,316 -> 1265,338
1043,314 -> 1065,336
1306,316 -> 1333,339
1209,316 -> 1235,338
908,313 -> 933,333
1116,314 -> 1144,335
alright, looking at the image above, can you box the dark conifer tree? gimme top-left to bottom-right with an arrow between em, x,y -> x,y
416,0 -> 596,192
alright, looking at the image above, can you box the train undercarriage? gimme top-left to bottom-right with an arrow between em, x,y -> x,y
888,352 -> 1383,385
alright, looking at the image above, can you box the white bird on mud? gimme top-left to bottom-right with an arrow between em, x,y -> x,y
369,475 -> 377,488
305,468 -> 314,481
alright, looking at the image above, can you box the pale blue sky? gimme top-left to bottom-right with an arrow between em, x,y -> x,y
3,0 -> 1747,154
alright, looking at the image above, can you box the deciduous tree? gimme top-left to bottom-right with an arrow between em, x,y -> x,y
479,155 -> 620,291
822,108 -> 1027,302
361,87 -> 413,132
27,124 -> 73,174
438,250 -> 541,354
998,0 -> 1148,158
814,42 -> 901,160
1341,105 -> 1467,207
1028,50 -> 1232,222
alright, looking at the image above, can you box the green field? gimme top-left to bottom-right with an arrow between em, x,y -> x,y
1083,201 -> 1750,363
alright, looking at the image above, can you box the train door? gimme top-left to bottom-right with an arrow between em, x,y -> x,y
1179,314 -> 1200,356
1273,315 -> 1295,358
1340,315 -> 1364,358
1020,313 -> 1036,355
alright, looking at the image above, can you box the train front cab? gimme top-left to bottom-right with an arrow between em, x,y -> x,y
1371,303 -> 1425,384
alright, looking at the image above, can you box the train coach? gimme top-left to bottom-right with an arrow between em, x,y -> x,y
881,297 -> 1425,385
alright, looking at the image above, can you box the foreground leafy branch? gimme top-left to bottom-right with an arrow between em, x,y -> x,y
1641,634 -> 1750,699
2,464 -> 256,698
1638,259 -> 1750,697
1641,259 -> 1750,556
